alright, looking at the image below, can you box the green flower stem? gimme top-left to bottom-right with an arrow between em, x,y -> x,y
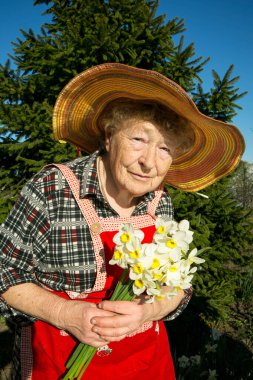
76,346 -> 96,380
65,342 -> 84,368
110,269 -> 128,300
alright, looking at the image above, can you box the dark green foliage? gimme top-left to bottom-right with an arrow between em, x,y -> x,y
168,178 -> 253,322
193,64 -> 248,122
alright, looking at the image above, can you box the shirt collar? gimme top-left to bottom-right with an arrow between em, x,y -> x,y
80,150 -> 102,199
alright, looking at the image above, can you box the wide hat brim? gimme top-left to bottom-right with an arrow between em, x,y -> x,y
53,63 -> 245,192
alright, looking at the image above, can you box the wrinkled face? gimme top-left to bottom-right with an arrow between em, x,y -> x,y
104,119 -> 175,198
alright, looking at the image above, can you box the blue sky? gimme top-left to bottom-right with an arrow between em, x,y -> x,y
1,0 -> 252,163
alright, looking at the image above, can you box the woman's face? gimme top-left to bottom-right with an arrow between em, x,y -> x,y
104,119 -> 174,199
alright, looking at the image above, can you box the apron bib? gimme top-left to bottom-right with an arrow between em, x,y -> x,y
20,164 -> 175,380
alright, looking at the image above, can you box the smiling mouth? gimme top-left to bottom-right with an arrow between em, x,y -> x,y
131,172 -> 151,180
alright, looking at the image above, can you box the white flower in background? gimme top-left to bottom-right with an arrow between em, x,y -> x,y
205,343 -> 217,353
207,369 -> 218,380
178,355 -> 190,369
190,354 -> 201,366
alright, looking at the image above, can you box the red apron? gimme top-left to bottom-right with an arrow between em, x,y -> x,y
20,164 -> 175,380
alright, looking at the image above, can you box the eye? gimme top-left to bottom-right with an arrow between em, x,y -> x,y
131,137 -> 145,146
160,146 -> 170,153
132,137 -> 143,142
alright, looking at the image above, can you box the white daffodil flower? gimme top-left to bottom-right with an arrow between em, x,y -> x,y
124,237 -> 144,265
129,262 -> 145,280
156,238 -> 185,260
179,274 -> 194,289
153,218 -> 178,243
109,248 -> 128,268
178,219 -> 194,244
113,223 -> 144,247
146,285 -> 161,296
165,263 -> 182,283
132,279 -> 146,295
188,248 -> 206,264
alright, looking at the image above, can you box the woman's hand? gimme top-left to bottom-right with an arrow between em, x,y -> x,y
90,300 -> 147,342
90,288 -> 185,342
57,300 -> 117,347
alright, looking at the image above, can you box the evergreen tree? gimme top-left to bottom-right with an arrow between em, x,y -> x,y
193,64 -> 247,122
168,178 -> 253,320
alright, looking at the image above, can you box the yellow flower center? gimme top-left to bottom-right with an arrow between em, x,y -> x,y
157,225 -> 166,234
129,250 -> 140,259
151,258 -> 160,269
120,233 -> 131,243
134,279 -> 144,289
153,272 -> 163,280
156,295 -> 165,300
169,265 -> 178,272
113,250 -> 123,260
166,239 -> 177,248
189,259 -> 194,264
133,263 -> 144,274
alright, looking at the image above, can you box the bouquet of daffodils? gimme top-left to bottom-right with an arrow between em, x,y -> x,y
63,217 -> 205,379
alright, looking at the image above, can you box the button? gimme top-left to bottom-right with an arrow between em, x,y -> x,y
90,222 -> 102,234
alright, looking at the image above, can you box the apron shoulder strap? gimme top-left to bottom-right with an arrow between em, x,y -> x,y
147,188 -> 164,219
46,163 -> 107,292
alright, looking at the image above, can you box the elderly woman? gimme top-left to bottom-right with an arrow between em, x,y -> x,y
0,63 -> 244,380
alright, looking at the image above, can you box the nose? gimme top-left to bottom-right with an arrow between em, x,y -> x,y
139,146 -> 156,170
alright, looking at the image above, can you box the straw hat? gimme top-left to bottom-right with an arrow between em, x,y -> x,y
53,63 -> 245,192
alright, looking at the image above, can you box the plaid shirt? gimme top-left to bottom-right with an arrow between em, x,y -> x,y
0,151 -> 191,323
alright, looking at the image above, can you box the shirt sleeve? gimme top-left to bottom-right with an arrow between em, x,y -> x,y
155,190 -> 193,321
0,178 -> 50,323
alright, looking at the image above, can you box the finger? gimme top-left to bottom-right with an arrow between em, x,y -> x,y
91,314 -> 133,329
93,307 -> 119,318
92,339 -> 110,348
99,334 -> 127,342
98,300 -> 135,314
86,333 -> 110,348
92,323 -> 130,338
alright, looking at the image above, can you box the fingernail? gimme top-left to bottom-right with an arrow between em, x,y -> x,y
91,318 -> 97,325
